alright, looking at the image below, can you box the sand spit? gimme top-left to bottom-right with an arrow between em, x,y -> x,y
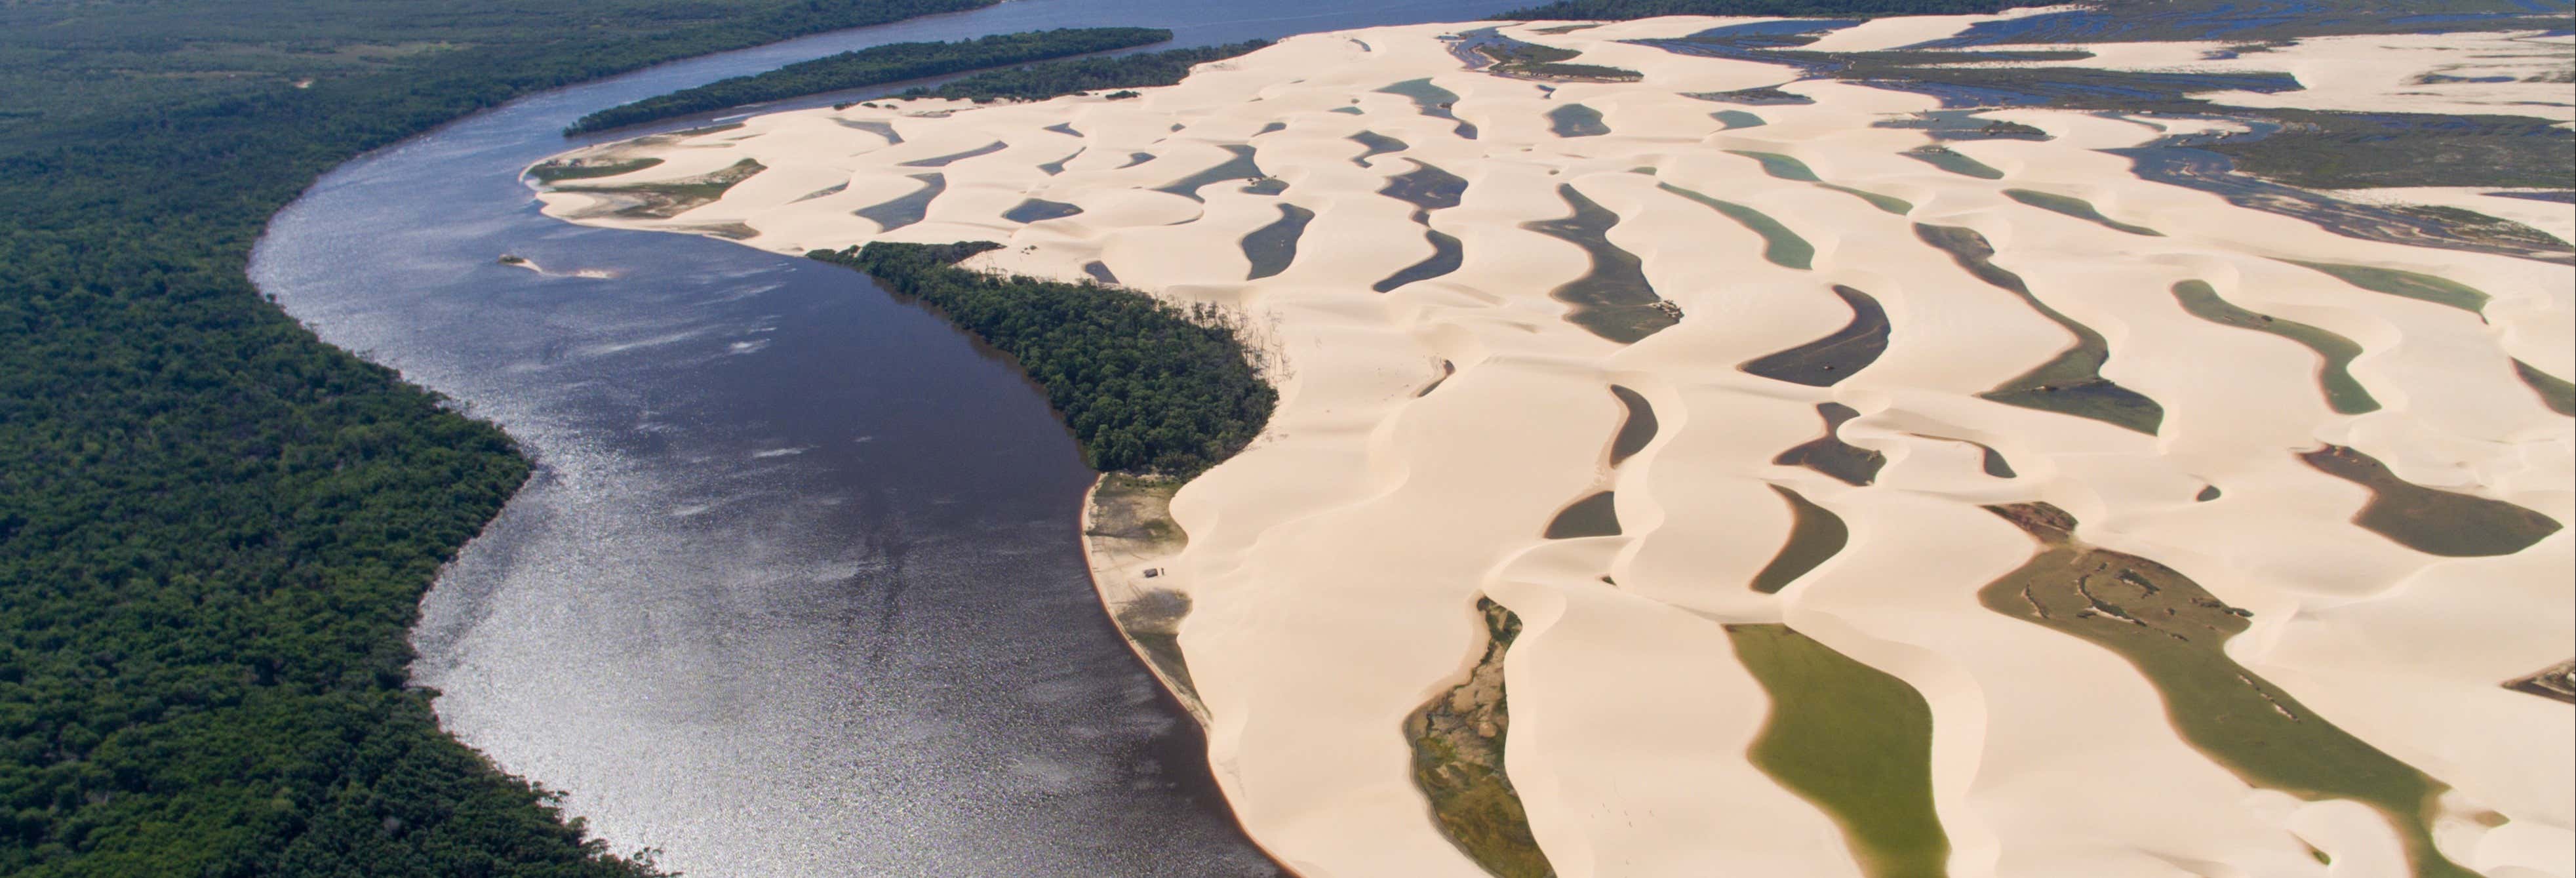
533,20 -> 2574,878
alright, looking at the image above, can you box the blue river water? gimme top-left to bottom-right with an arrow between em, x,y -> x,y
248,1 -> 1516,875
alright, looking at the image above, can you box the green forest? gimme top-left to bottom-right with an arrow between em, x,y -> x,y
902,40 -> 1273,102
1495,0 -> 2046,18
567,27 -> 1174,134
811,243 -> 1276,477
0,1 -> 1004,875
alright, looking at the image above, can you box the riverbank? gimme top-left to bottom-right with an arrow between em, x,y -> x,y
527,17 -> 2572,878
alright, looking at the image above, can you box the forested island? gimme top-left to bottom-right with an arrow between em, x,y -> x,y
810,243 -> 1275,477
0,0 -> 1007,874
901,40 -> 1274,103
566,27 -> 1173,134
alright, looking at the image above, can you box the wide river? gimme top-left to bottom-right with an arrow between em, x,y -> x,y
249,1 -> 1514,875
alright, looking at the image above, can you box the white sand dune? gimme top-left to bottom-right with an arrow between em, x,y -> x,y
532,19 -> 2575,878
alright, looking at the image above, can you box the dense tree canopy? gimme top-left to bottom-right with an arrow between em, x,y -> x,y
812,243 -> 1276,477
567,27 -> 1174,134
0,0 -> 1001,874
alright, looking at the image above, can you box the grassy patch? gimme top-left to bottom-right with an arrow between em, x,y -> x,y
1408,598 -> 1555,878
1728,624 -> 1949,877
526,156 -> 664,183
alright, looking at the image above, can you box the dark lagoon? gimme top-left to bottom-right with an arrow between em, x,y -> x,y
249,0 -> 1516,874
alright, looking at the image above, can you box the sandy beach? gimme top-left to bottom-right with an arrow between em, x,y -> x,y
531,18 -> 2574,877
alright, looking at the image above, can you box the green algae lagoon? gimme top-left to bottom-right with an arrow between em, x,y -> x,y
1729,150 -> 1821,182
2516,361 -> 2576,416
2170,281 -> 2379,414
2284,260 -> 2489,313
1915,224 -> 2164,435
1904,146 -> 2004,180
1242,204 -> 1315,279
1659,183 -> 1814,269
2301,445 -> 2563,557
1712,110 -> 1767,129
1740,285 -> 1890,388
1524,184 -> 1677,344
1977,502 -> 2478,878
1774,403 -> 1886,487
1408,598 -> 1553,878
1748,485 -> 1850,595
2004,188 -> 2162,236
1726,624 -> 1949,878
1823,183 -> 1913,215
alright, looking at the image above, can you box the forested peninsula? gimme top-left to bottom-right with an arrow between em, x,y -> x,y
0,0 -> 1005,874
1494,0 -> 2046,19
902,40 -> 1274,102
566,27 -> 1174,134
810,243 -> 1275,477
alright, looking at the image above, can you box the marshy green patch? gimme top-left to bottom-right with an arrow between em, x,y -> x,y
1916,224 -> 2164,435
556,157 -> 767,219
1408,598 -> 1555,878
2170,281 -> 2377,414
1543,490 -> 1620,539
1729,150 -> 1820,182
1524,184 -> 1678,344
2284,260 -> 2489,313
1978,502 -> 2479,878
1749,485 -> 1848,595
1774,403 -> 1885,487
2516,361 -> 2576,416
1904,146 -> 2003,180
526,156 -> 664,184
2004,189 -> 2161,237
1659,183 -> 1813,269
852,172 -> 943,231
1002,197 -> 1084,224
1739,285 -> 1888,388
1241,204 -> 1315,280
1727,624 -> 1949,878
1546,103 -> 1609,137
1154,144 -> 1274,201
2301,445 -> 2562,557
1608,385 -> 1657,466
